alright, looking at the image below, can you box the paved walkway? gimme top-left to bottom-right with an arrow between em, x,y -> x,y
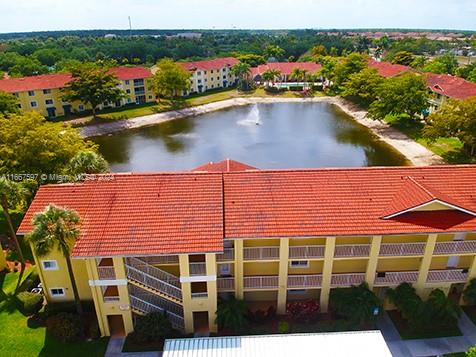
377,311 -> 476,356
104,336 -> 162,357
79,96 -> 444,167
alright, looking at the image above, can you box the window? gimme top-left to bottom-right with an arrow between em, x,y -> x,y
125,80 -> 130,85
126,89 -> 131,94
42,260 -> 58,270
28,90 -> 35,96
219,264 -> 231,276
454,232 -> 466,241
148,95 -> 152,99
43,89 -> 51,94
78,104 -> 85,111
211,70 -> 214,73
290,261 -> 309,268
288,289 -> 307,295
50,288 -> 65,297
197,71 -> 201,76
127,98 -> 132,103
30,101 -> 37,108
133,79 -> 144,86
223,75 -> 226,79
197,79 -> 202,84
45,99 -> 53,105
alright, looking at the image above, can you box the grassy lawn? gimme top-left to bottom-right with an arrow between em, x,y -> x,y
67,87 -> 324,126
387,310 -> 462,340
384,115 -> 475,164
0,269 -> 109,357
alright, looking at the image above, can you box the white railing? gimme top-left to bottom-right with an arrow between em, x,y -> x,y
126,257 -> 180,287
103,296 -> 120,303
97,266 -> 116,280
426,269 -> 468,283
379,242 -> 426,256
244,275 -> 279,290
130,295 -> 184,330
189,262 -> 207,276
289,246 -> 324,259
243,247 -> 280,261
126,264 -> 182,301
434,241 -> 476,255
139,255 -> 179,265
217,277 -> 235,292
129,284 -> 183,316
191,292 -> 208,299
287,274 -> 322,288
217,248 -> 234,262
330,273 -> 366,287
334,244 -> 370,258
374,271 -> 419,286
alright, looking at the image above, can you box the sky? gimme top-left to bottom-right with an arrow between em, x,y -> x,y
1,0 -> 476,34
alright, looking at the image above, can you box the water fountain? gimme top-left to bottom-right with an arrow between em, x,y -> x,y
237,104 -> 262,126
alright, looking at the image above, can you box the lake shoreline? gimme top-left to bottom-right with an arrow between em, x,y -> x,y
80,96 -> 444,166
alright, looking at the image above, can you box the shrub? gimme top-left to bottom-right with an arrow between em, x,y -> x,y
46,312 -> 84,342
278,321 -> 290,334
289,86 -> 304,91
464,279 -> 476,305
16,291 -> 44,315
216,296 -> 248,333
286,299 -> 320,323
129,312 -> 174,344
88,320 -> 101,339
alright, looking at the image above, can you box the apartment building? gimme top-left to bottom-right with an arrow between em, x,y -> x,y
17,160 -> 476,336
178,57 -> 238,94
425,73 -> 476,112
0,67 -> 154,118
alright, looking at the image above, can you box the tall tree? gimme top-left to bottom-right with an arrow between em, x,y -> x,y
216,296 -> 248,333
0,178 -> 27,292
0,112 -> 93,176
28,205 -> 83,314
232,62 -> 252,91
264,45 -> 285,60
368,72 -> 428,120
423,53 -> 459,75
332,53 -> 367,89
391,51 -> 415,66
423,97 -> 476,155
66,150 -> 109,179
0,91 -> 20,116
151,58 -> 191,100
61,63 -> 125,119
290,68 -> 308,83
342,67 -> 384,105
261,69 -> 281,88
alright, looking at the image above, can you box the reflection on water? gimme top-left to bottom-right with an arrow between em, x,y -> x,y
92,102 -> 409,172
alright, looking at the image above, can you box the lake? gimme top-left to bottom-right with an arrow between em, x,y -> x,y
93,102 -> 409,172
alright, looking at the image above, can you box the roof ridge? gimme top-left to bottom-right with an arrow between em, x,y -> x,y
406,176 -> 436,199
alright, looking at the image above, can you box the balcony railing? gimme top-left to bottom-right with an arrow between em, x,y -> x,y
243,247 -> 280,261
426,269 -> 468,283
129,295 -> 184,330
217,248 -> 234,262
379,242 -> 426,256
374,271 -> 419,286
243,276 -> 279,290
433,241 -> 476,255
289,246 -> 324,259
331,273 -> 366,287
191,292 -> 208,299
217,277 -> 235,292
103,296 -> 120,303
189,262 -> 207,276
288,274 -> 322,288
334,244 -> 370,258
97,266 -> 116,280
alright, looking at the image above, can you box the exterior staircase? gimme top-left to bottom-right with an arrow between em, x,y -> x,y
125,257 -> 182,304
128,284 -> 185,330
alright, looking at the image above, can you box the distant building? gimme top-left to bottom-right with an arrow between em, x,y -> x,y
426,73 -> 476,112
367,59 -> 410,78
0,67 -> 154,118
104,34 -> 117,39
166,32 -> 202,40
251,62 -> 322,82
177,57 -> 239,94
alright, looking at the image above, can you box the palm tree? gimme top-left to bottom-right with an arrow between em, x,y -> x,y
290,68 -> 308,83
27,204 -> 83,314
231,63 -> 252,91
262,69 -> 282,88
215,296 -> 248,333
0,178 -> 27,292
67,150 -> 109,179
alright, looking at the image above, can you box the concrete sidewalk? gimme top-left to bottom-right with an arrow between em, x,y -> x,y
104,336 -> 162,357
378,311 -> 476,357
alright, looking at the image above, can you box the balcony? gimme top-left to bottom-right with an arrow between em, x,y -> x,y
217,277 -> 235,292
243,247 -> 279,261
289,246 -> 324,259
331,273 -> 366,287
288,274 -> 322,288
374,271 -> 419,286
334,244 -> 370,258
189,262 -> 207,276
217,248 -> 234,262
426,269 -> 468,283
102,286 -> 120,303
433,241 -> 476,255
191,292 -> 208,299
379,242 -> 425,256
243,276 -> 279,290
373,269 -> 468,286
97,258 -> 116,280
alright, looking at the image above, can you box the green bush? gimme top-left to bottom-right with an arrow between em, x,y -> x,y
16,291 -> 44,315
129,312 -> 174,344
46,312 -> 84,342
278,321 -> 290,334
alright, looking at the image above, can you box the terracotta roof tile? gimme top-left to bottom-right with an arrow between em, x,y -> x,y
251,62 -> 322,78
179,57 -> 238,72
367,59 -> 410,78
425,73 -> 476,100
193,159 -> 257,172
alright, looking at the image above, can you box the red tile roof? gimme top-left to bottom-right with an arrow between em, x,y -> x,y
367,59 -> 410,78
18,164 -> 476,258
179,57 -> 239,72
251,62 -> 322,78
193,159 -> 257,172
0,66 -> 152,93
426,73 -> 476,100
